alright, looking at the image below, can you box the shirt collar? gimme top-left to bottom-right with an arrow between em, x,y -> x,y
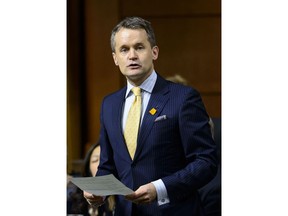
125,70 -> 157,98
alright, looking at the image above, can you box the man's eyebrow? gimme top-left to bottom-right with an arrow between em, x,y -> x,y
134,42 -> 145,46
119,45 -> 129,49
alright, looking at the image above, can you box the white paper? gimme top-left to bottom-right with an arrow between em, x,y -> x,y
70,174 -> 134,196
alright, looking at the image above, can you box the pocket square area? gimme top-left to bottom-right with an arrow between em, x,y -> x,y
154,115 -> 167,122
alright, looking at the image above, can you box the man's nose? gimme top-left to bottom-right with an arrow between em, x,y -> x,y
128,49 -> 138,60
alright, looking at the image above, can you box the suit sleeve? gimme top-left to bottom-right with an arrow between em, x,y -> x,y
161,88 -> 218,203
96,98 -> 118,178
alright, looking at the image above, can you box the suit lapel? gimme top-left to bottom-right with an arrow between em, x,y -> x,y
134,76 -> 170,160
112,88 -> 133,161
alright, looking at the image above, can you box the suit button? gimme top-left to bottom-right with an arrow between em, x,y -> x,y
131,162 -> 135,167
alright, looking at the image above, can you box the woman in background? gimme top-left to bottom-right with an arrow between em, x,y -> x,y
83,142 -> 115,216
67,142 -> 115,216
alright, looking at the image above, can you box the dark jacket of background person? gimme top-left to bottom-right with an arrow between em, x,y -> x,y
198,117 -> 221,216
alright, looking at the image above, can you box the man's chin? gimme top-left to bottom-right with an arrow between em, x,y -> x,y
125,73 -> 146,85
126,71 -> 142,80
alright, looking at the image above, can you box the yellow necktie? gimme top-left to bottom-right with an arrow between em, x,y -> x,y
124,87 -> 142,159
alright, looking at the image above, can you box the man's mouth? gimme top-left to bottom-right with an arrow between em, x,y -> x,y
127,63 -> 141,69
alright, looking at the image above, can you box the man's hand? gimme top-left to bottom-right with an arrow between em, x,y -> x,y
83,191 -> 105,208
125,183 -> 157,205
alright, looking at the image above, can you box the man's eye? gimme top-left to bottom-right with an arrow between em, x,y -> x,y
136,46 -> 144,50
120,48 -> 128,53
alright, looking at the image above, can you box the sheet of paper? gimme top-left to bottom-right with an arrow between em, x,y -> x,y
70,174 -> 134,196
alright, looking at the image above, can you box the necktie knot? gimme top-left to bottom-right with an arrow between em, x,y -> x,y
132,87 -> 141,96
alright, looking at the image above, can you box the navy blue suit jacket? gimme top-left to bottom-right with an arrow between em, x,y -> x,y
97,74 -> 217,216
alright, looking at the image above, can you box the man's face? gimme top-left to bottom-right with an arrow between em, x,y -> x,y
112,28 -> 159,86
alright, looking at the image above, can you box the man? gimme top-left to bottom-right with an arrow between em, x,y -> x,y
84,16 -> 217,216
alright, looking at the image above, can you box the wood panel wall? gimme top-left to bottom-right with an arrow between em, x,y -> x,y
67,0 -> 221,173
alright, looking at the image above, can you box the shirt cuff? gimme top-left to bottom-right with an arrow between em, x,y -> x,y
151,179 -> 170,206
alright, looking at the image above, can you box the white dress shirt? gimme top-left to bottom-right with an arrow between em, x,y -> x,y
122,71 -> 170,206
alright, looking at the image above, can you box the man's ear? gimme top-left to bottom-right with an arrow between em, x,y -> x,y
112,52 -> 118,66
152,46 -> 159,60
